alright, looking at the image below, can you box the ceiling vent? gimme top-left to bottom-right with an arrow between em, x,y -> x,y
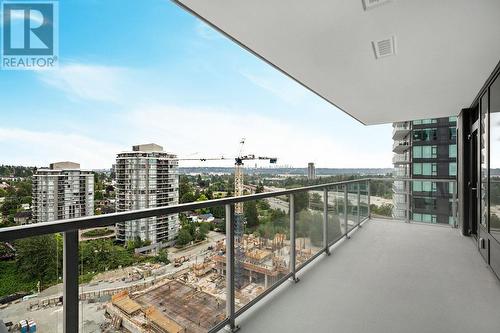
362,0 -> 391,10
372,36 -> 396,59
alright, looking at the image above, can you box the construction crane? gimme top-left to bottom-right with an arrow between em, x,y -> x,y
178,139 -> 277,208
178,140 -> 277,288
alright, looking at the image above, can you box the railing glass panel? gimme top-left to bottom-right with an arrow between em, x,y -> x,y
294,191 -> 324,271
0,235 -> 63,332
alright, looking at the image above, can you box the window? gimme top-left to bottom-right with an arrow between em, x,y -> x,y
422,163 -> 432,175
413,146 -> 436,158
413,163 -> 437,176
412,213 -> 437,223
449,128 -> 457,141
490,74 -> 500,241
413,146 -> 421,158
413,119 -> 437,125
414,197 -> 437,210
449,162 -> 457,176
413,181 -> 436,192
413,128 -> 438,142
449,144 -> 457,158
413,163 -> 422,175
449,116 -> 457,123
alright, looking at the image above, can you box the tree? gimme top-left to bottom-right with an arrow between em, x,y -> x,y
16,235 -> 61,287
256,182 -> 264,194
196,223 -> 210,241
177,228 -> 193,246
209,205 -> 225,219
257,200 -> 270,211
95,191 -> 104,201
80,239 -> 134,274
214,219 -> 226,233
156,248 -> 169,264
294,192 -> 310,213
244,201 -> 259,229
370,203 -> 393,217
310,193 -> 322,205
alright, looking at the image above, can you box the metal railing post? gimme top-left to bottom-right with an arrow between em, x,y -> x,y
452,181 -> 458,228
367,180 -> 371,219
63,230 -> 79,333
225,204 -> 239,332
357,182 -> 361,227
344,185 -> 350,239
289,194 -> 299,283
405,180 -> 411,223
323,188 -> 330,255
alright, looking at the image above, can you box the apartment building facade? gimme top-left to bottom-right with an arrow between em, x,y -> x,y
392,117 -> 457,224
32,162 -> 94,224
307,162 -> 316,180
115,144 -> 179,244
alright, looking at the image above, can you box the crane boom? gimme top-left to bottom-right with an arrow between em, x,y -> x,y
177,140 -> 277,290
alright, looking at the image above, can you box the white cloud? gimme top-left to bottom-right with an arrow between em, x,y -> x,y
0,128 -> 122,169
123,105 -> 392,168
37,63 -> 131,103
240,70 -> 310,106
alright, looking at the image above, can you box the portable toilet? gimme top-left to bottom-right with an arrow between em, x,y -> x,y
19,320 -> 28,333
28,320 -> 36,333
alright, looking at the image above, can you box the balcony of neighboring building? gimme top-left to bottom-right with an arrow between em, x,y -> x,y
392,152 -> 410,165
392,140 -> 411,153
392,122 -> 411,141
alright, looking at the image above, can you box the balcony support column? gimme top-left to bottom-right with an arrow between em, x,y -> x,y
344,185 -> 350,239
289,194 -> 299,283
452,181 -> 458,228
323,188 -> 330,255
225,204 -> 240,332
63,230 -> 79,333
357,183 -> 361,227
367,180 -> 371,219
405,180 -> 410,223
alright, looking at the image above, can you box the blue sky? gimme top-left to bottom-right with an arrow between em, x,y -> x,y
0,0 -> 392,169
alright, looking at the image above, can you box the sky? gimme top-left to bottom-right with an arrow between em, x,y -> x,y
0,0 -> 393,169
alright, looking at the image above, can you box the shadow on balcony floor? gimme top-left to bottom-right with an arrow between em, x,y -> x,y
237,219 -> 500,333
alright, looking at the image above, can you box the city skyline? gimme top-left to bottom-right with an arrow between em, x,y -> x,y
0,0 -> 393,169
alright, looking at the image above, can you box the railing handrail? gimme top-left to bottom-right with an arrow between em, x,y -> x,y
375,177 -> 457,183
0,178 -> 370,242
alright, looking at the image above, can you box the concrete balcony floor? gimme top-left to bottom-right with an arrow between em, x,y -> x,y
238,219 -> 500,333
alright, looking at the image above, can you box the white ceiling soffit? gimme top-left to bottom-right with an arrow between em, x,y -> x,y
174,0 -> 500,125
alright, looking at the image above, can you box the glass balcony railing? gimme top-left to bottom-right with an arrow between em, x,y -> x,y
392,153 -> 410,164
392,122 -> 411,140
0,177 -> 458,332
368,177 -> 458,226
0,179 -> 371,333
392,140 -> 411,153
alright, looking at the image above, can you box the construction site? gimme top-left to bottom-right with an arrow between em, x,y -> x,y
104,230 -> 319,333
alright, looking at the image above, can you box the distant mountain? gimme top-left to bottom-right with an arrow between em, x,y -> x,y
179,167 -> 393,176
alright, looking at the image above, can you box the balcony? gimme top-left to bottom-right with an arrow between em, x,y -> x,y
392,153 -> 410,165
392,122 -> 411,140
238,219 -> 500,333
0,178 -> 495,333
392,140 -> 410,153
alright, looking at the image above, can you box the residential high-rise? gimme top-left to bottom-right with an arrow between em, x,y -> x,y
307,162 -> 316,180
115,144 -> 179,244
32,162 -> 94,224
392,117 -> 457,224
